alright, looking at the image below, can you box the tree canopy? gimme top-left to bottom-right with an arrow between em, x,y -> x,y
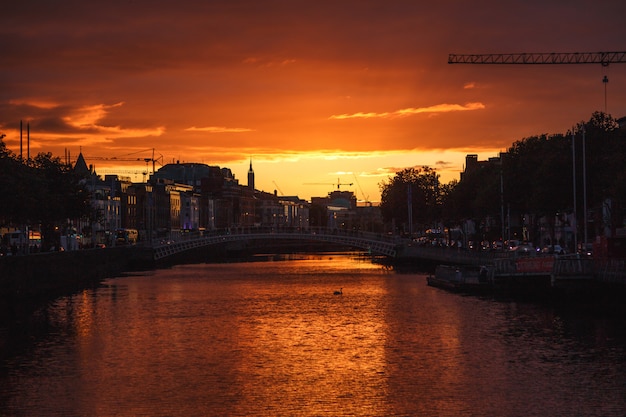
378,112 -> 626,244
379,166 -> 441,232
0,137 -> 91,248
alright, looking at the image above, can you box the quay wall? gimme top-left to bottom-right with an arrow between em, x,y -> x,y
0,247 -> 155,302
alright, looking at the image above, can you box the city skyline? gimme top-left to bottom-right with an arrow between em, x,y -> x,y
2,1 -> 626,202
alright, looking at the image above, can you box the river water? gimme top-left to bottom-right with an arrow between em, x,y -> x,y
1,254 -> 625,416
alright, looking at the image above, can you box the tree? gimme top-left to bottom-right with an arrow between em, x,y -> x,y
440,112 -> 626,247
572,112 -> 625,236
0,135 -> 92,249
505,133 -> 573,245
29,153 -> 91,248
0,136 -> 36,226
379,166 -> 441,233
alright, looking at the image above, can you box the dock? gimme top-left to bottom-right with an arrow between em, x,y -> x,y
410,242 -> 625,297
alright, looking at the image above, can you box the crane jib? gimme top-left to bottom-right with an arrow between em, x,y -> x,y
448,52 -> 626,65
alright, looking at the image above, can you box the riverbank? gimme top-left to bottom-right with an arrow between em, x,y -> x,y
0,246 -> 154,303
2,245 -> 625,318
4,259 -> 624,416
0,242 -> 355,305
424,263 -> 626,317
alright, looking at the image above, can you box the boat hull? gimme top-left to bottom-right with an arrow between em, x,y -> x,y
427,264 -> 491,292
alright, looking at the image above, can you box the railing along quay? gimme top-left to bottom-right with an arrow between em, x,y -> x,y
594,259 -> 626,285
401,243 -> 626,288
396,243 -> 511,266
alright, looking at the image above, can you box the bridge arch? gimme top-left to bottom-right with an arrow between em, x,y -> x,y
152,228 -> 400,260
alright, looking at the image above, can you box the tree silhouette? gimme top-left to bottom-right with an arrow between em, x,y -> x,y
379,166 -> 441,233
0,137 -> 91,249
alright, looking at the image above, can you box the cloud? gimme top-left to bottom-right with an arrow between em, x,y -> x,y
243,56 -> 297,67
435,160 -> 454,168
63,102 -> 124,129
58,102 -> 165,139
0,100 -> 165,153
185,126 -> 255,133
368,167 -> 404,176
329,102 -> 485,120
9,99 -> 59,109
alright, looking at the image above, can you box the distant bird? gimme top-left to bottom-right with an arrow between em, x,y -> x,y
333,288 -> 343,295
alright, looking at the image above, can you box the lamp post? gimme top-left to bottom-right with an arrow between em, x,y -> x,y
603,75 -> 608,114
572,126 -> 589,253
145,184 -> 153,247
582,127 -> 588,249
572,131 -> 577,253
407,184 -> 413,236
499,155 -> 506,251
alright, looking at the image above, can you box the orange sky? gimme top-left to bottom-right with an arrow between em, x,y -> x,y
1,1 -> 625,202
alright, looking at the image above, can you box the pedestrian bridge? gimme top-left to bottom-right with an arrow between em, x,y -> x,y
152,228 -> 401,260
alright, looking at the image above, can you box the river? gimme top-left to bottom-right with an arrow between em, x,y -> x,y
1,253 -> 625,416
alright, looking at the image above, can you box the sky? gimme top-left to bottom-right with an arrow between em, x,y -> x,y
1,0 -> 625,203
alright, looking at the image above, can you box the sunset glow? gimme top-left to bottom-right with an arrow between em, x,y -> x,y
1,1 -> 625,201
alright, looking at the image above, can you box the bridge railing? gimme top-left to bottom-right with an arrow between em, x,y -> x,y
151,227 -> 403,260
165,227 -> 404,244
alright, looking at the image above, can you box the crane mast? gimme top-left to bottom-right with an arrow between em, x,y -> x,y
448,51 -> 626,65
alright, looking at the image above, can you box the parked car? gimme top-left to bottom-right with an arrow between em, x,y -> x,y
511,244 -> 536,255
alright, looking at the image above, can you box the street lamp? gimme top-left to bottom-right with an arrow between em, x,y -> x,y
145,184 -> 153,246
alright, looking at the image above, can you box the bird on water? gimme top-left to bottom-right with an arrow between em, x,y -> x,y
333,288 -> 343,295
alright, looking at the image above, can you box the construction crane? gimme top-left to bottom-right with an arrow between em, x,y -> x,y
448,51 -> 626,65
97,169 -> 148,180
448,51 -> 626,112
83,148 -> 163,179
272,181 -> 284,196
353,173 -> 371,206
305,178 -> 353,191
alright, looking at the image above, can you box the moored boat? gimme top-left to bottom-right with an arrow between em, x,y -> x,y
427,264 -> 492,292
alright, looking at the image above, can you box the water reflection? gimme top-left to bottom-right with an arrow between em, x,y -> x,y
1,254 -> 625,416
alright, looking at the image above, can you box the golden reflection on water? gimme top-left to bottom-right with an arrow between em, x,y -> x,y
230,265 -> 390,415
5,255 -> 625,416
61,256 -> 510,416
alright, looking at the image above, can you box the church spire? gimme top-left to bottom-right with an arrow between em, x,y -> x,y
247,158 -> 255,190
